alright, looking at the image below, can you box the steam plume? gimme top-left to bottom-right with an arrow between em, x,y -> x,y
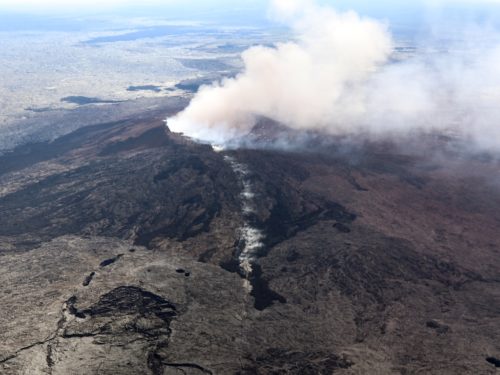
168,0 -> 500,150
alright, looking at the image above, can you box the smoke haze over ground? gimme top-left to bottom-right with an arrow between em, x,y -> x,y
167,0 -> 500,151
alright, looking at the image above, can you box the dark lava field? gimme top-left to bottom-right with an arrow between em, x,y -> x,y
0,106 -> 500,374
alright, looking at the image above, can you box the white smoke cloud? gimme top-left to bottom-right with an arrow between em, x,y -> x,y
168,0 -> 392,143
168,0 -> 500,150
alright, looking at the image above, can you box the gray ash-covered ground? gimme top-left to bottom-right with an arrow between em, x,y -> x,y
0,105 -> 500,374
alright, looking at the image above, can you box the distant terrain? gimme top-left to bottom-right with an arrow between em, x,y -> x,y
0,18 -> 275,134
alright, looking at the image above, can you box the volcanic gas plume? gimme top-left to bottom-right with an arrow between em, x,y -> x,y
168,0 -> 500,151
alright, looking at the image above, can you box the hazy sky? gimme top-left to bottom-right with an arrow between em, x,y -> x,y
2,0 -> 500,13
0,0 -> 265,13
2,0 -> 500,32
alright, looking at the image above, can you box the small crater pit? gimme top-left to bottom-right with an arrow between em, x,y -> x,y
425,320 -> 450,334
486,357 -> 500,368
82,272 -> 96,287
99,254 -> 124,268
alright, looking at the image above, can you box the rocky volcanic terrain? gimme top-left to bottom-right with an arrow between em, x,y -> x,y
0,105 -> 500,374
